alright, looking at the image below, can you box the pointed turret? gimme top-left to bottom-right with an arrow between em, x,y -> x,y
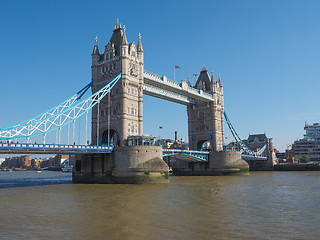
92,36 -> 100,56
195,65 -> 211,92
121,25 -> 129,45
137,33 -> 144,52
218,73 -> 222,86
109,19 -> 123,56
211,71 -> 215,82
211,70 -> 215,92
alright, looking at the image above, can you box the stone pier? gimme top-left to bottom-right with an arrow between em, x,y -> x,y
172,151 -> 249,176
73,145 -> 169,184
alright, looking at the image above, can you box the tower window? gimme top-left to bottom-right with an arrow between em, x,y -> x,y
198,111 -> 204,119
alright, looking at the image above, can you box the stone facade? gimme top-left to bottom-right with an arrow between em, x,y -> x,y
187,67 -> 225,151
91,20 -> 144,146
73,146 -> 169,184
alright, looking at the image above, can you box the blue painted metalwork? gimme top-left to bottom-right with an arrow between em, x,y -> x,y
0,73 -> 121,140
162,149 -> 209,161
241,154 -> 267,161
0,142 -> 113,154
224,111 -> 267,157
0,81 -> 93,132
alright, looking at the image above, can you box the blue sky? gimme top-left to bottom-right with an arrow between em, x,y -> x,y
0,0 -> 319,152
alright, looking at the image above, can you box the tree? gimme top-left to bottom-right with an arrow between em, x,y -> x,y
300,154 -> 310,163
294,156 -> 299,162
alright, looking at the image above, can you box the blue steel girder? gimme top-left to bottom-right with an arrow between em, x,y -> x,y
224,111 -> 268,157
0,81 -> 93,132
0,73 -> 121,140
163,149 -> 209,162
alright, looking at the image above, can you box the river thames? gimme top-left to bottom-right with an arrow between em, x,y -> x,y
0,171 -> 319,240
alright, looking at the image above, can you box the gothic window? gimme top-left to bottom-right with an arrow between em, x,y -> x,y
127,107 -> 130,114
132,51 -> 136,57
199,111 -> 204,119
135,90 -> 137,95
128,88 -> 130,94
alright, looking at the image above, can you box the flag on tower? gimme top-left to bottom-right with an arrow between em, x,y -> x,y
192,74 -> 198,77
159,126 -> 163,129
174,65 -> 181,69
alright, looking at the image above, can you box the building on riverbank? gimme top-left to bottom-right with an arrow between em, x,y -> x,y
292,123 -> 320,161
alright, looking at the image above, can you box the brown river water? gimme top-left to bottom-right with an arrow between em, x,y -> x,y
0,171 -> 319,240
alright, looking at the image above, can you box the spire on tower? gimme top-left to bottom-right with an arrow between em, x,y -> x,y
114,19 -> 122,30
121,25 -> 128,45
92,36 -> 100,56
218,73 -> 222,86
137,33 -> 144,52
211,70 -> 215,82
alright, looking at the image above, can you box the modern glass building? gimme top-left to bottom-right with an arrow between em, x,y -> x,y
292,123 -> 320,161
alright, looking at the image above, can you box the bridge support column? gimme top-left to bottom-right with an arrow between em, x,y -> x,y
113,146 -> 169,183
209,151 -> 249,174
73,146 -> 169,184
172,151 -> 249,176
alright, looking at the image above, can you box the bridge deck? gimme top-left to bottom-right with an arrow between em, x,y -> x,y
0,143 -> 113,154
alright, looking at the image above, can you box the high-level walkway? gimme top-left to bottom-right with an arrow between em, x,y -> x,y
143,70 -> 214,105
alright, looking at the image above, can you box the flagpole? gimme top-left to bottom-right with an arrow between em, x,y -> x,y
174,66 -> 175,82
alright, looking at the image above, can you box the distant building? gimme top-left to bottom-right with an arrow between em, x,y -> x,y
1,156 -> 28,168
292,123 -> 320,161
31,159 -> 45,168
225,142 -> 240,151
20,155 -> 31,168
243,134 -> 268,152
226,134 -> 268,153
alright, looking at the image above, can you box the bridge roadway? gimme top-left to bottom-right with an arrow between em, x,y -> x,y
143,70 -> 214,105
0,142 -> 113,154
0,143 -> 209,161
0,143 -> 266,161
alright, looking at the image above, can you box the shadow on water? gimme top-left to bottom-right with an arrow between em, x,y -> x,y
0,172 -> 72,189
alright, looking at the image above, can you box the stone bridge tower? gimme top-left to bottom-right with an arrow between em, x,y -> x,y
91,20 -> 144,146
187,67 -> 225,151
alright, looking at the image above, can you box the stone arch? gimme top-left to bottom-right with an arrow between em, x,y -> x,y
197,140 -> 212,151
102,129 -> 119,146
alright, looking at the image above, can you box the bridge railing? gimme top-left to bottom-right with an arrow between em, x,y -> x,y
144,70 -> 180,88
143,84 -> 195,104
0,142 -> 113,151
144,70 -> 214,102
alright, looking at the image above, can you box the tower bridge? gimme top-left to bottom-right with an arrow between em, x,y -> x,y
0,20 -> 277,183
